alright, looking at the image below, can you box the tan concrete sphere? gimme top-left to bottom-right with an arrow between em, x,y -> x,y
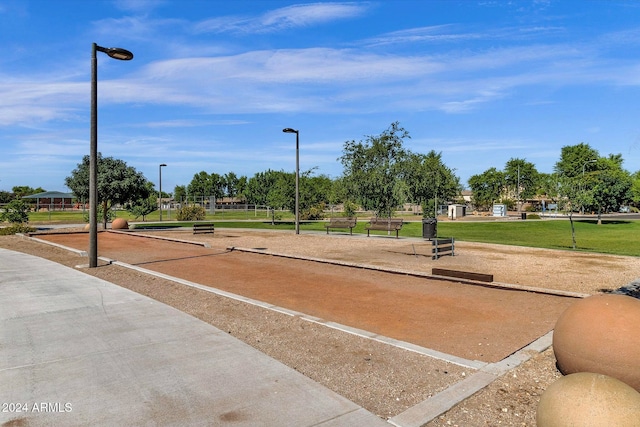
111,218 -> 129,230
537,372 -> 640,427
552,294 -> 640,392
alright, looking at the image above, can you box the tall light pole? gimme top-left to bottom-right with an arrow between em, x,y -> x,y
159,164 -> 167,221
282,128 -> 299,234
90,43 -> 133,268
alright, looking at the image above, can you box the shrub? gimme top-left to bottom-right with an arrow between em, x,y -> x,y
0,199 -> 30,224
343,200 -> 358,217
176,205 -> 206,221
0,224 -> 36,235
301,203 -> 325,220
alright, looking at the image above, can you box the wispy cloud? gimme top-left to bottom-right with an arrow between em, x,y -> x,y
194,2 -> 369,34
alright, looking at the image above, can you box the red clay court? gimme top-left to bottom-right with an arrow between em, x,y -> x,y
37,231 -> 576,364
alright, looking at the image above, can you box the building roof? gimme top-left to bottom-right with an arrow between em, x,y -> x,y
22,191 -> 75,199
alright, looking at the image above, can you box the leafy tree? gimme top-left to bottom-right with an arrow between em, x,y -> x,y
556,174 -> 598,249
586,157 -> 633,221
468,168 -> 505,211
126,182 -> 158,221
536,173 -> 559,199
555,144 -> 632,217
223,172 -> 240,198
555,143 -> 599,178
65,153 -> 150,228
0,199 -> 30,224
405,150 -> 460,217
504,158 -> 539,209
187,171 -> 213,199
0,191 -> 14,204
11,186 -> 45,198
245,170 -> 282,206
186,171 -> 225,203
174,185 -> 187,203
631,170 -> 640,207
340,122 -> 410,217
266,171 -> 294,210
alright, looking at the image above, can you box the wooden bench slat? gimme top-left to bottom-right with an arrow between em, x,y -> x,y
432,268 -> 493,283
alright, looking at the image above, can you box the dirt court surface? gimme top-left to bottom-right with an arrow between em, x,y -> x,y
35,230 -> 575,364
5,227 -> 640,425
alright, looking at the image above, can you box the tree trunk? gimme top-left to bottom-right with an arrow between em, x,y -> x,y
569,212 -> 576,250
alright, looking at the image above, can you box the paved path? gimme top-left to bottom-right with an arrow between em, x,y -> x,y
0,248 -> 387,426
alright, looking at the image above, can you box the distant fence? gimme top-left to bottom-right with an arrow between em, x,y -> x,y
1,202 -> 83,212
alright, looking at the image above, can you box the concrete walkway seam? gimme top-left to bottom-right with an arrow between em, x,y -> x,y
389,331 -> 554,427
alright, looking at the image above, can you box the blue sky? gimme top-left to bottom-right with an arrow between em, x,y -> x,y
2,0 -> 640,194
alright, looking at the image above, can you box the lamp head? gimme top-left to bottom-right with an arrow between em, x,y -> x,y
96,45 -> 134,60
282,128 -> 298,134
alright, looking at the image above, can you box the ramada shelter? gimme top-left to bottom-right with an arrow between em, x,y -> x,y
22,191 -> 76,211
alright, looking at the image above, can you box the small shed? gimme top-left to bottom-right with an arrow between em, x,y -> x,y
22,191 -> 75,211
447,204 -> 466,219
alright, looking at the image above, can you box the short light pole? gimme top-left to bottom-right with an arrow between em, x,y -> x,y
159,164 -> 167,221
282,128 -> 299,234
89,43 -> 133,268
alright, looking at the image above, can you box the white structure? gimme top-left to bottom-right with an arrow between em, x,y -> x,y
448,204 -> 466,219
493,204 -> 507,217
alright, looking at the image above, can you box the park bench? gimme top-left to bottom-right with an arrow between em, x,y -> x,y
324,217 -> 357,235
193,222 -> 215,234
365,217 -> 404,238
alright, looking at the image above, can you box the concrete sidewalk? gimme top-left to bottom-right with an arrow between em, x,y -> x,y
0,248 -> 388,426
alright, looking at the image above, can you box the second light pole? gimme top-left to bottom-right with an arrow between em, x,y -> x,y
282,128 -> 299,234
159,163 -> 167,221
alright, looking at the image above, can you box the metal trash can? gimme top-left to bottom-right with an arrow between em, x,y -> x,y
422,217 -> 437,239
521,212 -> 527,220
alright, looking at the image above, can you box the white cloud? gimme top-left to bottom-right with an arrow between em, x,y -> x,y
194,2 -> 369,34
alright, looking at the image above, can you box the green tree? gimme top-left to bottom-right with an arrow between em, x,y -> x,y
0,199 -> 30,224
631,170 -> 640,207
11,186 -> 45,198
223,172 -> 240,198
65,153 -> 150,228
468,168 -> 506,211
245,170 -> 281,206
340,122 -> 410,217
126,182 -> 158,221
187,171 -> 213,200
405,150 -> 460,217
586,156 -> 633,221
504,158 -> 539,210
555,143 -> 599,178
0,191 -> 14,203
174,185 -> 187,203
